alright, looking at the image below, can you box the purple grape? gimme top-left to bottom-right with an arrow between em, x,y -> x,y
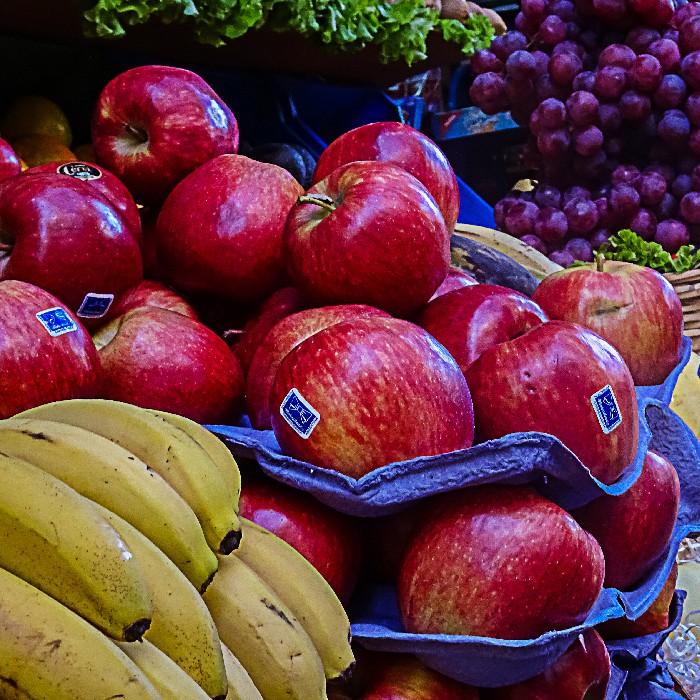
656,192 -> 678,219
573,71 -> 596,92
552,40 -> 587,58
658,109 -> 691,146
504,200 -> 540,237
521,234 -> 548,254
638,172 -> 668,206
539,98 -> 568,128
592,0 -> 626,22
679,16 -> 700,53
655,219 -> 690,251
521,0 -> 547,17
470,73 -> 507,107
573,125 -> 604,155
506,77 -> 535,103
625,27 -> 662,53
638,112 -> 661,138
549,249 -> 576,267
672,173 -> 694,198
566,91 -> 600,126
594,197 -> 614,228
531,50 -> 550,74
564,197 -> 600,234
534,184 -> 562,208
598,103 -> 622,132
574,151 -> 608,179
681,52 -> 700,90
591,228 -> 614,248
551,0 -> 576,19
471,49 -> 504,74
610,183 -> 641,218
612,164 -> 642,187
549,52 -> 583,85
539,15 -> 568,45
537,128 -> 571,158
629,54 -> 663,92
494,196 -> 521,229
653,74 -> 687,109
645,163 -> 676,185
565,21 -> 583,41
598,44 -> 637,69
535,207 -> 569,242
673,3 -> 700,26
515,10 -> 540,35
647,38 -> 681,72
680,191 -> 700,223
491,32 -> 529,61
629,208 -> 658,240
593,66 -> 628,100
535,75 -> 569,101
687,93 -> 700,126
664,28 -> 680,43
562,186 -> 591,203
620,91 -> 652,121
564,237 -> 595,261
506,50 -> 539,81
529,109 -> 544,135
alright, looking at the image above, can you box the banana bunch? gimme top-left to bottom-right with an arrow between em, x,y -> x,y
0,398 -> 354,699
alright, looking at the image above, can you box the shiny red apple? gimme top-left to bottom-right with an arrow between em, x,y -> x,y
0,137 -> 21,182
156,154 -> 304,303
465,320 -> 638,485
313,121 -> 461,231
94,306 -> 244,424
269,315 -> 474,478
417,284 -> 548,375
284,160 -> 450,318
238,476 -> 363,603
571,450 -> 680,590
532,258 -> 683,385
397,485 -> 605,639
0,172 -> 142,323
481,628 -> 610,699
246,304 -> 389,430
0,280 -> 102,418
91,65 -> 239,206
100,280 -> 198,324
428,267 -> 477,301
28,161 -> 142,242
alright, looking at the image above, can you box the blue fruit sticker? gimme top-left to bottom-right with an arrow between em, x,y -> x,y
77,293 -> 114,319
36,307 -> 78,337
280,388 -> 320,439
590,384 -> 622,434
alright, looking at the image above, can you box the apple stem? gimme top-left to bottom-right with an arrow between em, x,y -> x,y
0,241 -> 12,255
297,194 -> 337,213
123,123 -> 148,144
596,253 -> 605,272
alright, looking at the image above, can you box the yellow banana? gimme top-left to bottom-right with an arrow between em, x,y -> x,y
219,643 -> 264,700
0,566 -> 161,699
0,417 -> 217,593
96,504 -> 228,700
670,349 -> 700,439
17,398 -> 242,554
146,408 -> 242,511
116,640 -> 212,700
0,450 -> 152,641
203,553 -> 327,700
237,518 -> 354,681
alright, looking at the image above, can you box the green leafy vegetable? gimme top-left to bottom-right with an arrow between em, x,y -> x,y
78,0 -> 494,65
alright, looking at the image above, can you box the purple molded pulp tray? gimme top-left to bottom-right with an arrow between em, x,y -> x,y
208,336 -> 692,518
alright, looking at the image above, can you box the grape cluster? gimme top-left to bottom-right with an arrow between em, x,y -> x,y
469,0 -> 700,257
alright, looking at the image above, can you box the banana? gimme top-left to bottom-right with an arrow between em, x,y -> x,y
17,398 -> 242,554
95,504 -> 228,700
0,566 -> 161,699
453,223 -> 564,281
116,640 -> 212,700
220,643 -> 264,700
0,450 -> 152,641
202,553 -> 328,700
145,408 -> 242,513
0,417 -> 218,593
670,349 -> 700,439
237,518 -> 354,681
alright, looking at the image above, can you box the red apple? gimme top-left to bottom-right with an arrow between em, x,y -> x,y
360,653 -> 479,699
233,287 -> 309,376
91,65 -> 239,206
285,161 -> 450,318
531,258 -> 683,385
417,285 -> 549,375
481,628 -> 610,699
94,306 -> 244,424
398,485 -> 605,639
0,280 -> 102,418
0,172 -> 142,322
246,304 -> 389,430
313,121 -> 461,231
0,137 -> 21,182
571,450 -> 680,590
238,476 -> 363,603
27,161 -> 142,242
100,280 -> 198,324
268,315 -> 474,478
156,154 -> 304,303
428,267 -> 477,301
465,320 -> 638,485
